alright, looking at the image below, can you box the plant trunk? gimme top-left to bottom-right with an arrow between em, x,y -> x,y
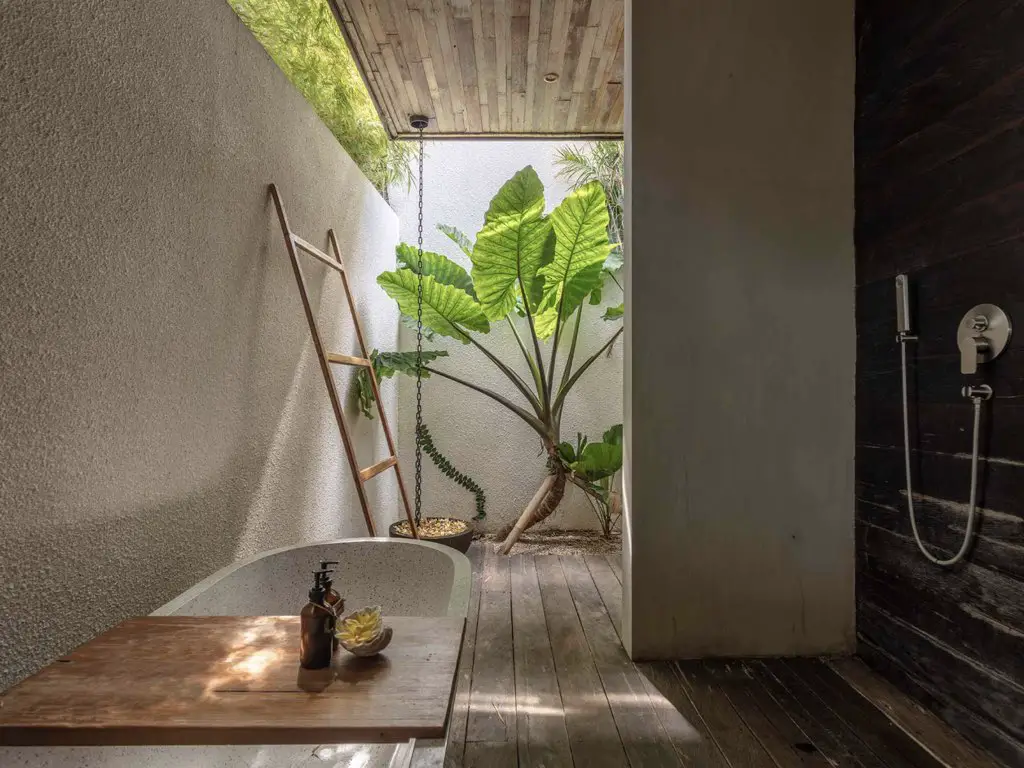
498,469 -> 567,554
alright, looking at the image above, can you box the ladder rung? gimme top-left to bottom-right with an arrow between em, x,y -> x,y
291,234 -> 343,273
359,456 -> 397,481
327,352 -> 371,367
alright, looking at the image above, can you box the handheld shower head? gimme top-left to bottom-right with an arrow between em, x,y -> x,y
895,274 -> 912,336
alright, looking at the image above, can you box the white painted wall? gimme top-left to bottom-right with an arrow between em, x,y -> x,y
0,0 -> 399,690
624,0 -> 856,658
388,141 -> 624,534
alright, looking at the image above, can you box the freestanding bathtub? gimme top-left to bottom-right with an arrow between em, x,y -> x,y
2,538 -> 472,768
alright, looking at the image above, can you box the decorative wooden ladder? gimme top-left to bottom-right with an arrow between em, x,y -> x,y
269,184 -> 418,539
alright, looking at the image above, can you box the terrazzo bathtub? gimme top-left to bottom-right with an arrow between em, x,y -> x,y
3,537 -> 471,768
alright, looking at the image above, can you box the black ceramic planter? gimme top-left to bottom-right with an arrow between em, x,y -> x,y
389,519 -> 474,554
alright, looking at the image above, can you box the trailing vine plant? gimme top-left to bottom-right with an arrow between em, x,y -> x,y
416,424 -> 487,521
357,350 -> 487,521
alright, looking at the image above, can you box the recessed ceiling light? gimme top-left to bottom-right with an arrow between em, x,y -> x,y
543,72 -> 559,83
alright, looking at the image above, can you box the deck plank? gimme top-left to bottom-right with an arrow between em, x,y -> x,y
509,554 -> 573,767
701,661 -> 834,768
675,660 -> 775,767
535,554 -> 627,767
438,543 -> 484,768
762,659 -> 886,768
560,555 -> 680,768
605,551 -> 623,583
785,658 -> 940,768
745,659 -> 865,768
636,661 -> 731,768
464,740 -> 517,767
830,656 -> 1006,768
466,547 -> 515,745
584,553 -> 623,639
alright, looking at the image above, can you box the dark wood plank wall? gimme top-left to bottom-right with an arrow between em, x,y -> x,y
855,2 -> 1024,765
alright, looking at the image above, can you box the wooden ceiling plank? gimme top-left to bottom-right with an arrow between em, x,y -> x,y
470,1 -> 491,132
531,0 -> 554,132
428,25 -> 457,132
493,0 -> 510,131
558,0 -> 591,126
553,98 -> 571,134
482,2 -> 500,131
409,8 -> 447,129
380,41 -> 413,120
453,16 -> 482,132
376,0 -> 401,37
545,0 -> 571,131
567,91 -> 582,129
369,49 -> 405,135
609,81 -> 623,126
361,0 -> 390,46
411,59 -> 434,118
395,5 -> 435,119
510,13 -> 529,131
421,57 -> 449,130
589,3 -> 622,132
385,35 -> 421,117
336,0 -> 400,135
608,31 -> 624,84
571,25 -> 598,96
524,0 -> 542,130
429,0 -> 467,132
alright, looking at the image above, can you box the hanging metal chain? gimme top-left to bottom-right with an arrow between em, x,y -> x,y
414,122 -> 425,527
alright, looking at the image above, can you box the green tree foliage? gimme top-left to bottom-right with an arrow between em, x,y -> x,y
228,0 -> 414,193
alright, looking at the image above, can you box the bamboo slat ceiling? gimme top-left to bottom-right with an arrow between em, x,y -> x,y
329,0 -> 624,139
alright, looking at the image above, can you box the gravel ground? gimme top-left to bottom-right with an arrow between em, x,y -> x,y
480,529 -> 622,557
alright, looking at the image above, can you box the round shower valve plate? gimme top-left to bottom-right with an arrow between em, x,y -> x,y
957,303 -> 1012,363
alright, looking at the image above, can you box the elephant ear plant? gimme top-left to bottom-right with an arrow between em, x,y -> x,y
360,166 -> 623,554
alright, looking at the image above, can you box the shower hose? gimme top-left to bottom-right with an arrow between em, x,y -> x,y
899,340 -> 983,566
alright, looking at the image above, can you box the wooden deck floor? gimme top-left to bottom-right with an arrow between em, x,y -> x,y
416,543 -> 999,768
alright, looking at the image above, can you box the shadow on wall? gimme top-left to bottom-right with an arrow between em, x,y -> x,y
0,0 -> 401,691
239,195 -> 401,553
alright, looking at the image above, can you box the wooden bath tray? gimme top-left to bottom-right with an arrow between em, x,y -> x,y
0,615 -> 465,746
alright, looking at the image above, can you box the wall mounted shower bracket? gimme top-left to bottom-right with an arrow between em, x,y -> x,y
957,304 -> 1011,374
962,384 -> 993,401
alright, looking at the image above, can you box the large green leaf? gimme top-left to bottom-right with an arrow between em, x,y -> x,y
536,181 -> 611,338
396,243 -> 476,298
471,166 -> 552,321
378,269 -> 489,341
571,442 -> 623,481
437,224 -> 473,259
374,349 -> 449,378
356,349 -> 449,418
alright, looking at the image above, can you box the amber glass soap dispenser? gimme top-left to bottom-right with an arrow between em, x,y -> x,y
300,570 -> 335,669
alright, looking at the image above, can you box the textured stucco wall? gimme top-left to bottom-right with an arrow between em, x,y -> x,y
626,0 -> 856,658
388,141 -> 624,533
0,0 -> 399,690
